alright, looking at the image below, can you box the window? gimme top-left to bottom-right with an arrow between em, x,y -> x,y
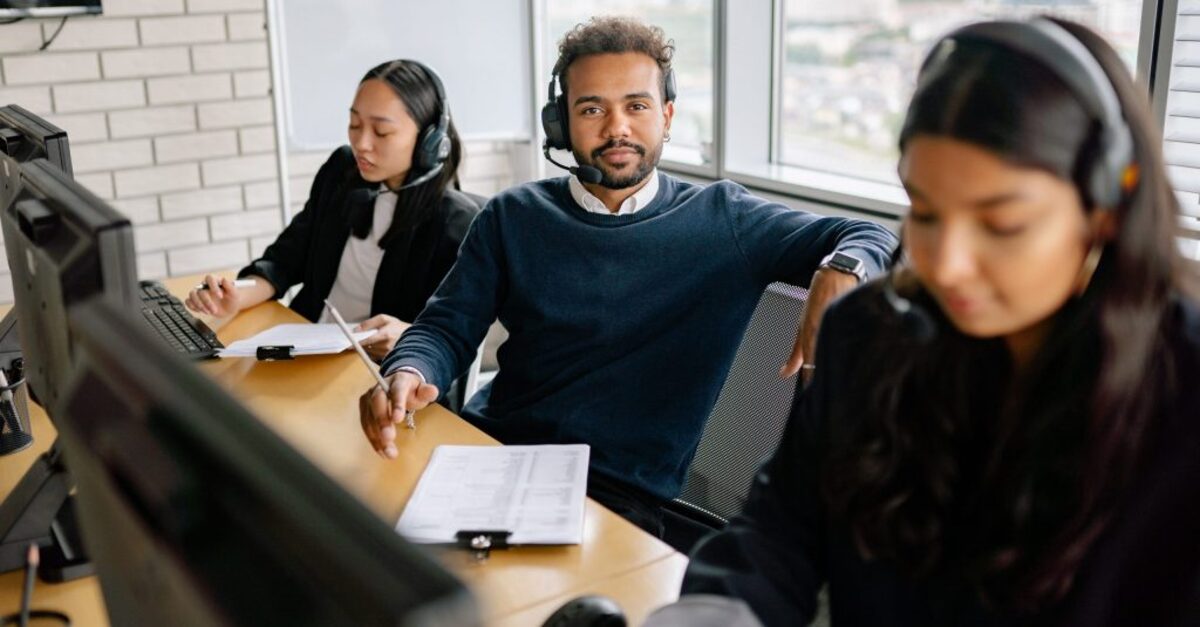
544,0 -> 715,167
1161,2 -> 1200,259
777,0 -> 1146,187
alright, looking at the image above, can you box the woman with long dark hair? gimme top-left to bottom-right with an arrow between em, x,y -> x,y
649,17 -> 1200,627
185,60 -> 479,360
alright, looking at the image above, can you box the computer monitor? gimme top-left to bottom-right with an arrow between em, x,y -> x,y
0,157 -> 136,580
1,158 -> 137,411
58,295 -> 479,626
0,104 -> 73,180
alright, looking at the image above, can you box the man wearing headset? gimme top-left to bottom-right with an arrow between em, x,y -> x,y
359,16 -> 897,536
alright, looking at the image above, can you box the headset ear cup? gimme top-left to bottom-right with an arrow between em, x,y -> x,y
414,125 -> 451,173
664,68 -> 677,103
541,101 -> 570,150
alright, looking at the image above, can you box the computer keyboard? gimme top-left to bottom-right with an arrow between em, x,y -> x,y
139,281 -> 224,359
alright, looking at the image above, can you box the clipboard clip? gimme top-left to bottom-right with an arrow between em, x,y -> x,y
455,530 -> 512,563
256,345 -> 295,361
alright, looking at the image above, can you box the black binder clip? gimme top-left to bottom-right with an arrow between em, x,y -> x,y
256,345 -> 295,361
455,530 -> 511,563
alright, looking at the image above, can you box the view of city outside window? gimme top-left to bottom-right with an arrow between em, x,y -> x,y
545,0 -> 714,166
779,0 -> 1145,187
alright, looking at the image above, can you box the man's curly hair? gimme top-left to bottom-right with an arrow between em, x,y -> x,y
554,16 -> 675,102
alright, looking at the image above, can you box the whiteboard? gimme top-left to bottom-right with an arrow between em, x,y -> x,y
275,0 -> 533,151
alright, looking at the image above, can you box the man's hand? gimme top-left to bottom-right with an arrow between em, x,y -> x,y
781,268 -> 860,382
354,314 -> 410,361
359,370 -> 439,459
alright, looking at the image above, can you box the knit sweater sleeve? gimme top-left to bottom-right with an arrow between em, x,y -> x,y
380,201 -> 505,394
721,181 -> 897,287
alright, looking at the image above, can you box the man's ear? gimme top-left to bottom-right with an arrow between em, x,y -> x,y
662,99 -> 674,134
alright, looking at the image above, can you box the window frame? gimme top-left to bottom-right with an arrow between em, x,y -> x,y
534,0 -> 1173,231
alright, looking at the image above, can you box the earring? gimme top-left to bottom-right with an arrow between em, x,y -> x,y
1074,242 -> 1104,296
663,131 -> 671,143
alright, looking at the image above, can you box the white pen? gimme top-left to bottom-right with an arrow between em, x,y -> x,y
323,299 -> 415,431
195,278 -> 257,291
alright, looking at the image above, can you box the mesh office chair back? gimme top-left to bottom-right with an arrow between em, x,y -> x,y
673,282 -> 809,528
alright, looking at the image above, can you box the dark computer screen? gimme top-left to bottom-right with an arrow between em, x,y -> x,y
0,158 -> 137,412
59,296 -> 479,626
0,0 -> 101,18
0,104 -> 73,180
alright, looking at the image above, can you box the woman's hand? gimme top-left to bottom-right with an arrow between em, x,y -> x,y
355,314 -> 411,361
185,275 -> 245,318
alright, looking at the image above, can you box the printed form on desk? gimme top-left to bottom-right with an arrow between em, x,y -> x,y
217,323 -> 376,358
396,444 -> 590,545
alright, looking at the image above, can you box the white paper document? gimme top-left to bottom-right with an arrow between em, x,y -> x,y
217,323 -> 376,358
396,444 -> 590,545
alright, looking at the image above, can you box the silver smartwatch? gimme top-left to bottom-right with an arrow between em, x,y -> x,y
818,251 -> 866,283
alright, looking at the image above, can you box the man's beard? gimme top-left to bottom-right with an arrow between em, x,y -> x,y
575,138 -> 663,189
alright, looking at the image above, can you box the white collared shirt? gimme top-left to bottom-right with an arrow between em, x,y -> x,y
318,184 -> 395,325
568,169 -> 659,216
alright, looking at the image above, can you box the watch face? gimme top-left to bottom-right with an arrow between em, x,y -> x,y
831,253 -> 862,272
823,252 -> 865,280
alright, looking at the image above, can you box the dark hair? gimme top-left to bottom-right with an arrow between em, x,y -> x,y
826,18 -> 1196,613
359,60 -> 462,243
554,16 -> 674,103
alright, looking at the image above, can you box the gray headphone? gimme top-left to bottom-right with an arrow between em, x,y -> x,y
406,60 -> 452,175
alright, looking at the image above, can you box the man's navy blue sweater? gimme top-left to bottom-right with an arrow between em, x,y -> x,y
382,173 -> 897,501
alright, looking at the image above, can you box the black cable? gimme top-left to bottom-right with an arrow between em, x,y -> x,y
39,16 -> 67,52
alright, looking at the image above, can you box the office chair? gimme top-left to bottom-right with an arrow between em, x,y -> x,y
663,282 -> 808,553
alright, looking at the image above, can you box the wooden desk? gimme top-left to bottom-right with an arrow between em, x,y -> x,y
0,274 -> 685,625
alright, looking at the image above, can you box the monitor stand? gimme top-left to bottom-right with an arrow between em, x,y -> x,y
0,442 -> 92,582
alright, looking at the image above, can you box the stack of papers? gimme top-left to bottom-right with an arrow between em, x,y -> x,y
217,323 -> 376,358
396,444 -> 590,545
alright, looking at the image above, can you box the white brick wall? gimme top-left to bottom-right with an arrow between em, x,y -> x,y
42,113 -> 108,142
146,74 -> 232,105
197,98 -> 269,129
103,0 -> 186,17
0,2 -> 525,306
114,162 -> 201,197
111,196 -> 161,224
226,12 -> 265,41
191,41 -> 267,72
0,22 -> 44,55
101,46 -> 191,78
72,138 -> 155,173
4,52 -> 101,85
232,69 -> 269,98
161,185 -> 243,220
154,130 -> 238,164
53,79 -> 146,113
139,15 -> 227,45
46,19 -> 139,50
0,86 -> 52,114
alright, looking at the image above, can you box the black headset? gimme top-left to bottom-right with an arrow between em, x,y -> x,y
906,18 -> 1135,210
889,18 -> 1137,342
540,58 -> 678,152
406,60 -> 453,182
